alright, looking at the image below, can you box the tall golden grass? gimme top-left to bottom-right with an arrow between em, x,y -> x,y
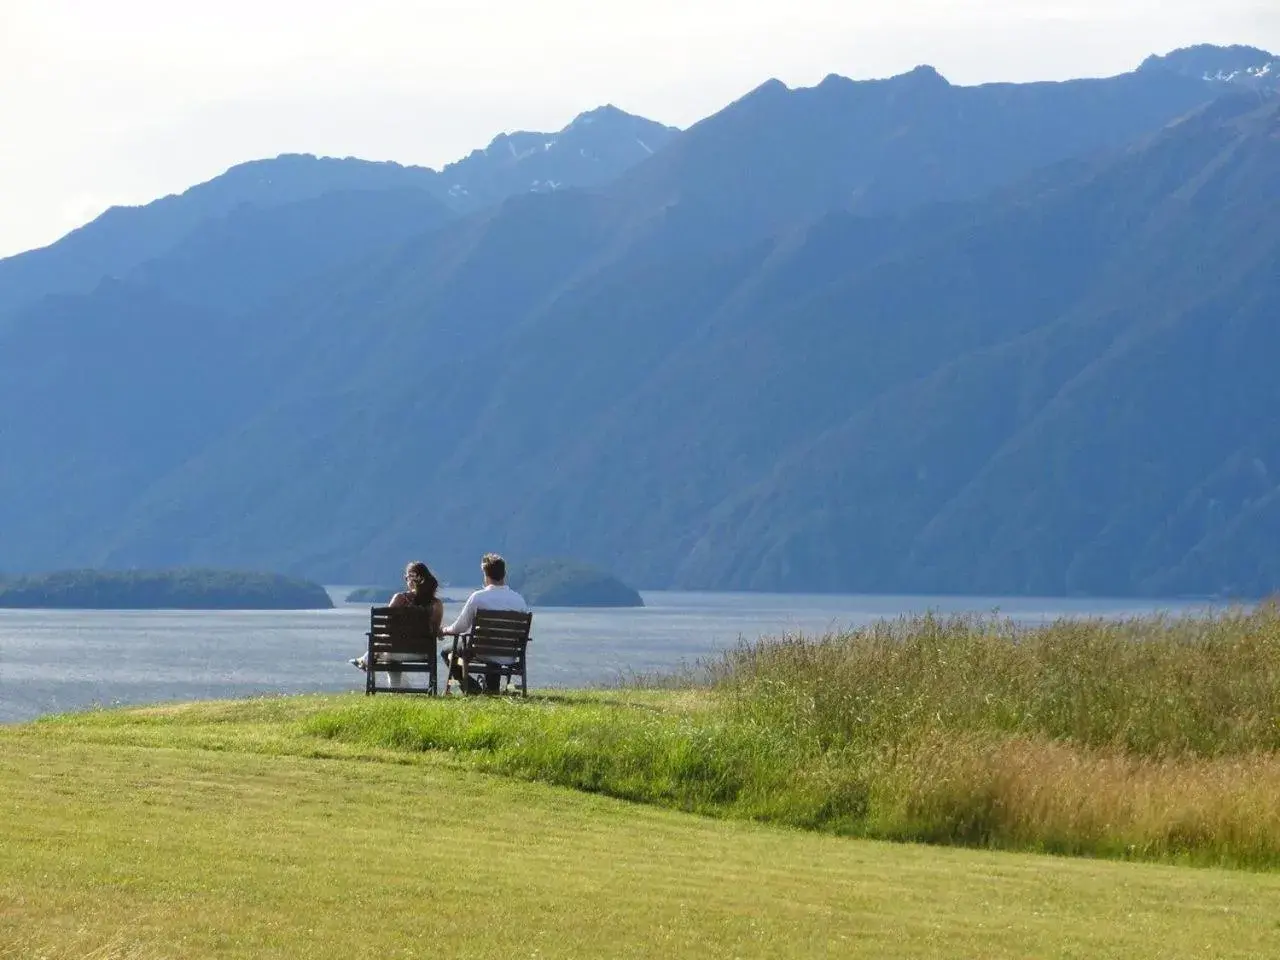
716,604 -> 1280,756
715,603 -> 1280,864
873,732 -> 1280,865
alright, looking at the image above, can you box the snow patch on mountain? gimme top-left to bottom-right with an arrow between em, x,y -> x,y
1204,62 -> 1277,82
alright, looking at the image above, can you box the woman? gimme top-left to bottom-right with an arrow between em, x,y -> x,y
350,561 -> 444,688
389,561 -> 442,614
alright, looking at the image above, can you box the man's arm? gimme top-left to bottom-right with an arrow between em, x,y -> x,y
442,592 -> 479,636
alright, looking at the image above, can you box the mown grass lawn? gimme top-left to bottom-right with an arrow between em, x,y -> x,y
2,695 -> 1279,959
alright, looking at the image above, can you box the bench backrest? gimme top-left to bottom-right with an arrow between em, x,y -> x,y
467,609 -> 533,661
370,606 -> 439,656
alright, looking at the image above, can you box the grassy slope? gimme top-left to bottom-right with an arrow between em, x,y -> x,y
3,696 -> 1280,959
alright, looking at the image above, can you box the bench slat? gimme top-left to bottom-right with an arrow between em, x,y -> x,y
472,628 -> 530,640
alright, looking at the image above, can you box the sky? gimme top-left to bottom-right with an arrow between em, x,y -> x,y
1,0 -> 1277,258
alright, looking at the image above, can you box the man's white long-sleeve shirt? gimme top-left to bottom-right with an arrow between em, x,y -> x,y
443,583 -> 529,636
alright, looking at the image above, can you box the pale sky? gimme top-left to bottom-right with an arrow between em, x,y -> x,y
1,0 -> 1276,258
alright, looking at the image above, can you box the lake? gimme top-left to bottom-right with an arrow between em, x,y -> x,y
0,589 -> 1232,723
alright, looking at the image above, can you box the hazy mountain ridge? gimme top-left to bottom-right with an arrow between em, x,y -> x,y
0,155 -> 442,320
0,105 -> 675,322
2,47 -> 1278,597
0,45 -> 1258,319
608,51 -> 1257,240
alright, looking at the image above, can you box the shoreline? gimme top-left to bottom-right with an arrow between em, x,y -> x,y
2,594 -> 1265,725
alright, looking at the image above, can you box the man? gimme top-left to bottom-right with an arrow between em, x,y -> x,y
441,553 -> 529,693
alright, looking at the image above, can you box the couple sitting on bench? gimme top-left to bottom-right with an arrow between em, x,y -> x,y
351,553 -> 530,694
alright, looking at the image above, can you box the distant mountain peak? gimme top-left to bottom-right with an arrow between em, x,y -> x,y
568,104 -> 632,127
712,78 -> 791,119
810,65 -> 953,96
564,104 -> 678,141
745,77 -> 791,99
1139,44 -> 1278,87
897,64 -> 950,86
480,104 -> 674,153
434,103 -> 678,204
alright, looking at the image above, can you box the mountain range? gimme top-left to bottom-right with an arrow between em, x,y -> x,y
1,44 -> 1277,597
0,106 -> 677,320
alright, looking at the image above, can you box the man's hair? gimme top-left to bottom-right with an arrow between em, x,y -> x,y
481,553 -> 506,583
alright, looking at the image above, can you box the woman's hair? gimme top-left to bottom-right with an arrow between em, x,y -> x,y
404,561 -> 439,605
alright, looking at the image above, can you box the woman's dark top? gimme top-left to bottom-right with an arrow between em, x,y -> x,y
389,590 -> 444,635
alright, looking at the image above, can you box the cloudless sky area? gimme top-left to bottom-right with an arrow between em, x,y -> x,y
1,0 -> 1277,258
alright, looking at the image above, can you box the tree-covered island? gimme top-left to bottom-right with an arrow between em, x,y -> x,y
509,559 -> 644,607
0,569 -> 334,610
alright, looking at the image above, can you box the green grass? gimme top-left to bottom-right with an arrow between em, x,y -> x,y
6,607 -> 1280,956
4,699 -> 1280,959
19,606 -> 1280,869
282,607 -> 1280,867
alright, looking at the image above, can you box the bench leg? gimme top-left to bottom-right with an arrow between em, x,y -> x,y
441,641 -> 459,695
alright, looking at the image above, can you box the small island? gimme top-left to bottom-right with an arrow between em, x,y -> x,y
509,558 -> 644,608
345,586 -> 401,604
0,569 -> 334,610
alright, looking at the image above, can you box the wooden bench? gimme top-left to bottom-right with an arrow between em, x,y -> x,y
364,606 -> 439,696
444,609 -> 533,696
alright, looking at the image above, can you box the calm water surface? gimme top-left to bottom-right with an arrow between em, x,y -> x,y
0,589 -> 1229,723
